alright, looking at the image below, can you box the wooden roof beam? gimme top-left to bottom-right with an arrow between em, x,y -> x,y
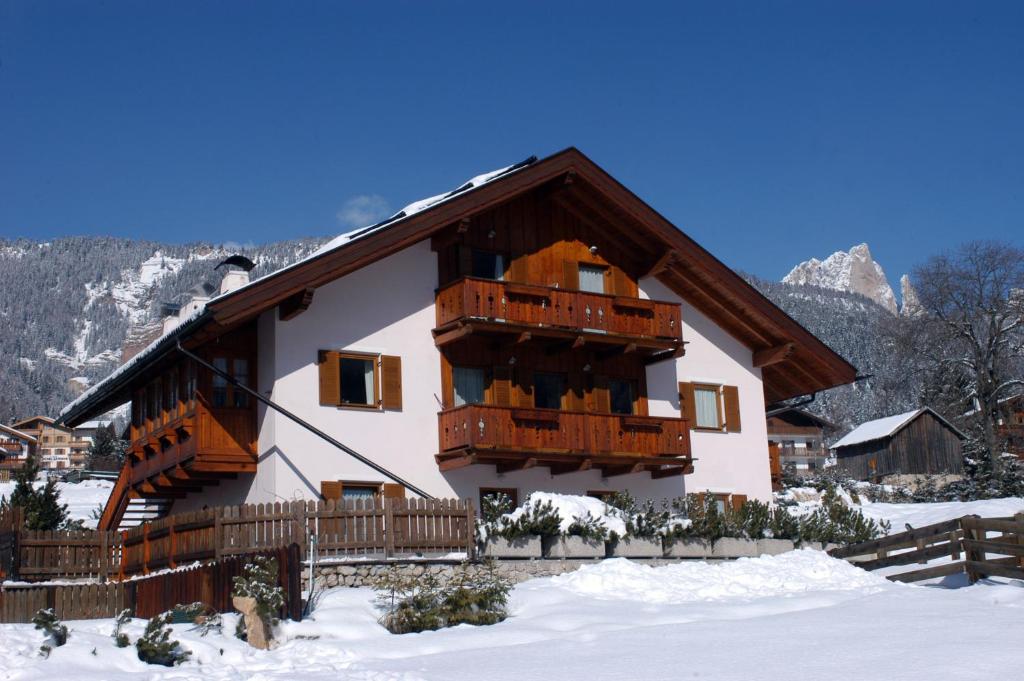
279,287 -> 316,322
496,457 -> 538,474
753,342 -> 795,368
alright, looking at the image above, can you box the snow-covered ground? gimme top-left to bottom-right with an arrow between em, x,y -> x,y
1,551 -> 1021,680
780,486 -> 1024,534
0,479 -> 112,529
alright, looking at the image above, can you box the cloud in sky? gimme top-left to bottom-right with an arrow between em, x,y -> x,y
336,194 -> 392,228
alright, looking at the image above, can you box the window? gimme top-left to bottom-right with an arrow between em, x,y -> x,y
534,372 -> 566,410
185,361 -> 197,408
480,487 -> 518,513
453,366 -> 486,407
578,264 -> 607,294
233,359 -> 249,408
340,354 -> 376,407
342,485 -> 379,500
609,379 -> 635,415
212,358 -> 229,408
693,385 -> 722,429
320,480 -> 383,501
166,368 -> 179,418
471,250 -> 505,280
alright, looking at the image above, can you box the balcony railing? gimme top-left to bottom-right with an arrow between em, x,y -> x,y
436,277 -> 682,342
438,404 -> 691,459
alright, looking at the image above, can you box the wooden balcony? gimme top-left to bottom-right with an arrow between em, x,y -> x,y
435,277 -> 684,360
436,404 -> 693,478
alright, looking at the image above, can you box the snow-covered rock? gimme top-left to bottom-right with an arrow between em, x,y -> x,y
784,243 -> 898,314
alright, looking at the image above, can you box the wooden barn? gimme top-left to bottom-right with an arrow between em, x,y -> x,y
830,407 -> 964,481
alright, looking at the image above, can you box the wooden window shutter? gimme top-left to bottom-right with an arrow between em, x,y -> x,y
610,268 -> 632,296
321,481 -> 343,500
382,483 -> 405,500
318,351 -> 341,406
380,355 -> 403,410
567,374 -> 585,412
593,375 -> 611,413
562,260 -> 580,290
678,381 -> 696,425
492,366 -> 513,406
723,385 -> 741,432
507,254 -> 527,283
730,493 -> 747,512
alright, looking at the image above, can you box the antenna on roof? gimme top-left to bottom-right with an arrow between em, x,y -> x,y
214,254 -> 256,272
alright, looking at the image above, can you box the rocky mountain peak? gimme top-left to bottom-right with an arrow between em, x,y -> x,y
783,243 -> 898,314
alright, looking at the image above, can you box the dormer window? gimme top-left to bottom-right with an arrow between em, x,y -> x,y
471,250 -> 505,281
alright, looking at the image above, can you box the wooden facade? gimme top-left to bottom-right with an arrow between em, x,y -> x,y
428,186 -> 691,477
833,410 -> 964,481
98,324 -> 258,530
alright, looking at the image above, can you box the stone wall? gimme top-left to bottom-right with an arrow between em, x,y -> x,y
305,556 -> 724,590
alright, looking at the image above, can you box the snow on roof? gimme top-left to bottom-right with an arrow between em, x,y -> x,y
830,410 -> 922,449
830,407 -> 964,449
0,423 -> 36,443
58,156 -> 537,424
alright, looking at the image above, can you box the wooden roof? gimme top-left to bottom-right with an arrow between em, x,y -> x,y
61,148 -> 855,424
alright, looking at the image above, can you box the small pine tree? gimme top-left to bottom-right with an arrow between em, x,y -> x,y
135,611 -> 190,666
0,455 -> 69,530
232,556 -> 285,623
111,608 -> 131,647
32,608 -> 68,658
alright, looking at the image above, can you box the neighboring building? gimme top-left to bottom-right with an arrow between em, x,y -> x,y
830,407 -> 964,481
765,407 -> 836,487
57,148 -> 856,530
9,416 -> 91,471
993,394 -> 1024,459
0,424 -> 36,482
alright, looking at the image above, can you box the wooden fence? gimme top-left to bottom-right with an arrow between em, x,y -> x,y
830,513 -> 1024,584
1,497 -> 475,583
0,544 -> 302,624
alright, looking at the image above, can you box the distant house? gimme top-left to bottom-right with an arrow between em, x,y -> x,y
765,407 -> 836,487
993,394 -> 1024,459
830,408 -> 964,481
9,416 -> 90,471
0,424 -> 36,481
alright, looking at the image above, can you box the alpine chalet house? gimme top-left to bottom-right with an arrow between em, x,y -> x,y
58,149 -> 856,530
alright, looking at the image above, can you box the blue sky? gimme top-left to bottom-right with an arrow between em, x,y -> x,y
1,1 -> 1021,282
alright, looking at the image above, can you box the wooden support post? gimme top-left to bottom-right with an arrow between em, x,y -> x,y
214,508 -> 223,560
119,530 -> 127,581
100,530 -> 109,583
949,531 -> 960,561
168,516 -> 177,570
1015,512 -> 1024,569
465,498 -> 476,561
142,522 -> 150,576
916,538 -> 926,564
384,499 -> 396,559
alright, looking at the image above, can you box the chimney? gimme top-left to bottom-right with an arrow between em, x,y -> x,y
179,282 -> 217,321
219,268 -> 250,295
160,303 -> 182,336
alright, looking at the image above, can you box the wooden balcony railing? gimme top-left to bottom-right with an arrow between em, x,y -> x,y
436,277 -> 682,341
438,404 -> 691,459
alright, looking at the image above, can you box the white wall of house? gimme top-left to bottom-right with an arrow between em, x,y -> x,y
173,247 -> 774,513
640,277 -> 773,504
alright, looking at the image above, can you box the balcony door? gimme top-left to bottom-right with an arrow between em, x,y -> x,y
578,264 -> 607,294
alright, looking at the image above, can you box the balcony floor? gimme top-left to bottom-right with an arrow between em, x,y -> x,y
436,446 -> 694,479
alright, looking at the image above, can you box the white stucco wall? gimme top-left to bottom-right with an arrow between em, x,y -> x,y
640,277 -> 773,504
174,247 -> 773,511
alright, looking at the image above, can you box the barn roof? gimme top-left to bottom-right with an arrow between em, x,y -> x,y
831,407 -> 965,449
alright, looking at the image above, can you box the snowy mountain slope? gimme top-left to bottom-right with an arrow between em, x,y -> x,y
784,243 -> 899,314
0,236 -> 327,422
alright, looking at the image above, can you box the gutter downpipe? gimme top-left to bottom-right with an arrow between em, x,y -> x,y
175,340 -> 435,500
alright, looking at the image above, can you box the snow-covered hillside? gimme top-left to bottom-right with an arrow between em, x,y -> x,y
0,479 -> 113,528
0,237 -> 327,421
1,551 -> 1021,680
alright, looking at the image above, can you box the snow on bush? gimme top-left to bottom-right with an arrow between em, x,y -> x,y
486,492 -> 628,540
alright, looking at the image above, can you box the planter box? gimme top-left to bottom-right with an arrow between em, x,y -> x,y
482,535 -> 542,559
606,537 -> 664,558
663,538 -> 710,558
756,539 -> 795,556
711,538 -> 759,559
542,535 -> 605,559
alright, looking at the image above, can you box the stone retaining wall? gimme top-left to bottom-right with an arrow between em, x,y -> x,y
304,538 -> 839,590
